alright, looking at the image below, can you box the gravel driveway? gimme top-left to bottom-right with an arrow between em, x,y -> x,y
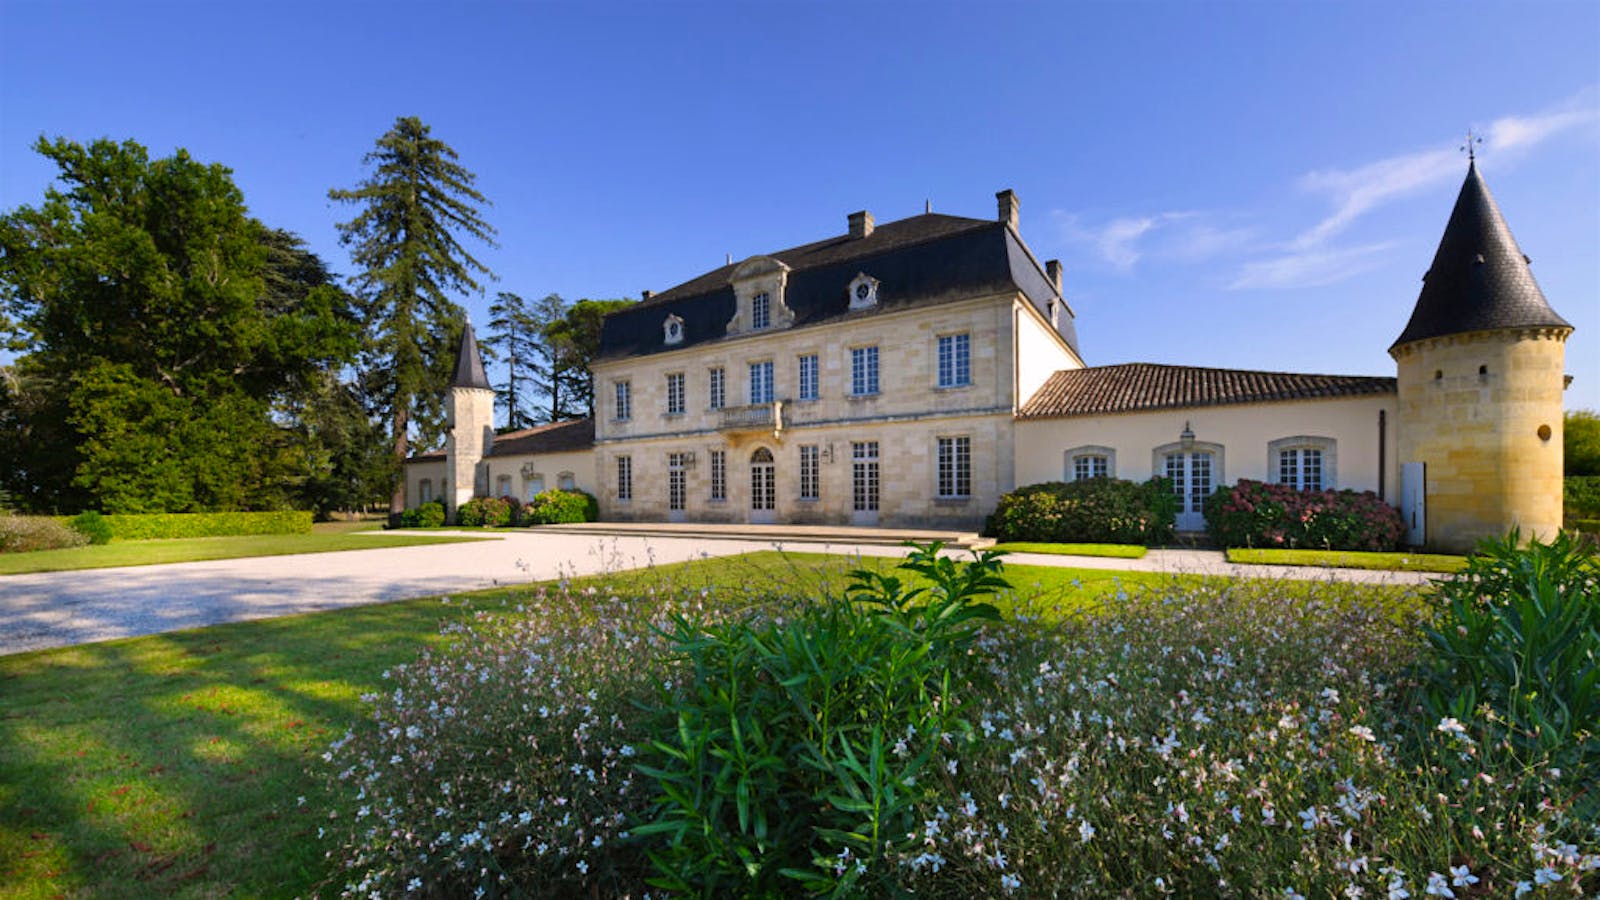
0,531 -> 1432,657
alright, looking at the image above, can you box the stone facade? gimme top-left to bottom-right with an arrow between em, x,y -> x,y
443,385 -> 494,522
1393,329 -> 1569,552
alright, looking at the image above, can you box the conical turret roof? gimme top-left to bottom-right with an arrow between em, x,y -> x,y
1391,161 -> 1570,352
451,322 -> 491,389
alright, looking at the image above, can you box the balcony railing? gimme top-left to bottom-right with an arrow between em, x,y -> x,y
718,400 -> 784,435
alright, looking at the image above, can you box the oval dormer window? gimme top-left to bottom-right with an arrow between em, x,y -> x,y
663,314 -> 685,346
848,273 -> 880,310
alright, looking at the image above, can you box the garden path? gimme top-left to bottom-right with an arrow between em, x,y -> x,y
0,530 -> 1432,656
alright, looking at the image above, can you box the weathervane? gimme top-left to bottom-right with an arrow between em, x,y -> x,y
1461,128 -> 1483,162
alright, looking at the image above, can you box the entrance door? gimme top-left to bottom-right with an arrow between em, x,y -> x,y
1164,450 -> 1214,532
668,453 -> 688,523
750,447 -> 777,524
851,441 -> 880,525
1401,462 -> 1426,547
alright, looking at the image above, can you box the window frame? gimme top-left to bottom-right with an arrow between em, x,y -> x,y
937,333 -> 971,389
1063,445 -> 1117,482
614,380 -> 632,422
616,455 -> 633,502
799,444 -> 820,500
666,372 -> 685,416
798,353 -> 819,401
850,345 -> 879,397
748,360 -> 774,405
1268,436 -> 1337,491
752,292 -> 771,330
708,367 -> 726,411
709,448 -> 727,501
936,435 -> 972,499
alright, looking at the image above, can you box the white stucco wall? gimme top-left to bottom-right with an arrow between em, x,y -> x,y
1014,394 -> 1399,498
1013,299 -> 1082,411
404,460 -> 448,508
484,449 -> 598,502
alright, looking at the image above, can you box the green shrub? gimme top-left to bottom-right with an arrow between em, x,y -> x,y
983,478 -> 1176,546
0,512 -> 90,553
67,510 -> 114,545
1203,479 -> 1405,551
456,495 -> 514,527
1565,475 -> 1600,519
395,501 -> 446,528
636,544 -> 1004,896
91,510 -> 313,541
519,489 -> 599,525
1420,530 -> 1599,809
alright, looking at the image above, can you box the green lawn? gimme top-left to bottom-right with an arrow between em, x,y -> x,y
989,541 -> 1148,559
0,530 -> 494,576
1226,547 -> 1468,573
0,550 -> 1412,898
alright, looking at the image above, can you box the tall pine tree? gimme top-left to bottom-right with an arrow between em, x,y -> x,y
482,291 -> 541,430
330,116 -> 497,519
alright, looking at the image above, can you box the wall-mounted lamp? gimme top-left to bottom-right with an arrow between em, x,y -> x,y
821,443 -> 835,464
1180,422 -> 1195,450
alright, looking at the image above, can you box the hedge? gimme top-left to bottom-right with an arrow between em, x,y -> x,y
82,510 -> 315,541
1,513 -> 89,553
457,496 -> 515,528
519,489 -> 599,525
1565,476 -> 1600,519
396,501 -> 446,529
984,478 -> 1177,546
1203,479 -> 1404,551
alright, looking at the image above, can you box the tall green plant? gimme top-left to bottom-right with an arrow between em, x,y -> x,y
1420,530 -> 1599,804
634,543 -> 1005,896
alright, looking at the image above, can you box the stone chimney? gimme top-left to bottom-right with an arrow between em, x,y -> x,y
642,290 -> 654,301
848,210 -> 875,239
1045,259 -> 1062,293
996,189 -> 1019,229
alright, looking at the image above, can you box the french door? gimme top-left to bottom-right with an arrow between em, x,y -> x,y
851,441 -> 879,525
1164,451 -> 1214,531
750,447 -> 776,524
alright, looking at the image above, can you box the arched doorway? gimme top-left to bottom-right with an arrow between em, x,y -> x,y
750,447 -> 776,524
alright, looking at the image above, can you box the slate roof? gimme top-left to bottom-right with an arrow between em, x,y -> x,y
488,418 -> 595,457
1018,363 -> 1396,419
1391,161 -> 1570,350
452,323 -> 492,389
597,211 -> 1076,360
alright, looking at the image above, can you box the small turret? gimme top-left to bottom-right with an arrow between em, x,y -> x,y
1391,160 -> 1572,552
444,323 -> 495,522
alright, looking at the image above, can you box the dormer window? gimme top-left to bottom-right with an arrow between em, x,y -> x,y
848,273 -> 879,311
752,293 -> 771,330
663,314 -> 685,346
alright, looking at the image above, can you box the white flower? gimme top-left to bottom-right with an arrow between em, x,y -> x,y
1534,867 -> 1561,886
1424,872 -> 1454,897
1348,725 -> 1376,742
1435,717 -> 1467,736
1283,890 -> 1306,900
1388,877 -> 1411,900
1000,873 -> 1021,893
1299,806 -> 1320,831
1449,866 -> 1478,888
1079,819 -> 1095,843
407,877 -> 422,892
1514,881 -> 1532,897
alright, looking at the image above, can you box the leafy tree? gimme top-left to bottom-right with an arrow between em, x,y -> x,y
286,370 -> 393,517
0,137 -> 359,513
330,116 -> 497,519
546,298 -> 634,418
1567,409 -> 1600,477
482,291 -> 543,430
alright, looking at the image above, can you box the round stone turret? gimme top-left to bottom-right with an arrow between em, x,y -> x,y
1390,161 -> 1572,552
445,323 -> 495,522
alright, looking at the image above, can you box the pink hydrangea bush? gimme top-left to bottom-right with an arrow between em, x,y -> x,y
1205,479 -> 1406,551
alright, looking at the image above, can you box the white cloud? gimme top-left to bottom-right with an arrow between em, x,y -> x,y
1486,95 -> 1599,153
1228,242 -> 1395,291
1054,210 -> 1246,271
1096,216 -> 1159,269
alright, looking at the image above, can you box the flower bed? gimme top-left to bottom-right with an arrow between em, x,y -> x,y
1204,479 -> 1405,551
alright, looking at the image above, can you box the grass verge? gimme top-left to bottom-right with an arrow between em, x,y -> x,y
0,550 -> 1410,898
0,531 -> 495,576
1226,547 -> 1468,573
989,541 -> 1148,559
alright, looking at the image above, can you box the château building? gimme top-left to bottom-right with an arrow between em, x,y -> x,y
407,162 -> 1571,553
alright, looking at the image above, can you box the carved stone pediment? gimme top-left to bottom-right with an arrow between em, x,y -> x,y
726,255 -> 796,335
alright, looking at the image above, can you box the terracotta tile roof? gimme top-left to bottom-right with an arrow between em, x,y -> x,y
1019,363 -> 1396,419
486,417 -> 594,457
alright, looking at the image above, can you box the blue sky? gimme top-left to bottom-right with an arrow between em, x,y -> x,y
3,1 -> 1597,410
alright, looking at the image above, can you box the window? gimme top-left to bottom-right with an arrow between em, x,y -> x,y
1269,436 -> 1336,492
749,360 -> 774,404
798,354 -> 819,401
708,367 -> 726,410
666,372 -> 685,415
616,456 -> 633,502
750,447 -> 775,511
852,442 -> 880,511
799,444 -> 820,500
1074,455 -> 1107,481
418,478 -> 433,503
752,292 -> 771,330
709,449 -> 727,501
937,436 -> 972,498
667,452 -> 688,511
937,333 -> 971,388
525,474 -> 545,501
851,346 -> 879,396
496,474 -> 513,498
557,472 -> 575,491
614,380 -> 631,421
